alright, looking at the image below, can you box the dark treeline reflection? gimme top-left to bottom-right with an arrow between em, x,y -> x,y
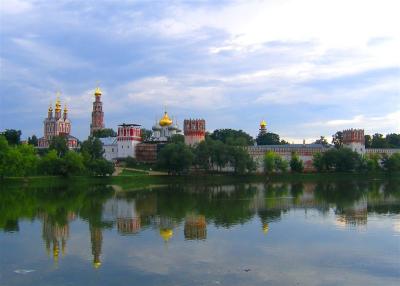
1,179 -> 399,267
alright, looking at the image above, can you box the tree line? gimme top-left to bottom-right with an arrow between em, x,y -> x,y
0,135 -> 114,179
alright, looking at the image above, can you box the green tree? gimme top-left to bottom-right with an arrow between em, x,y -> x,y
158,142 -> 194,174
366,153 -> 381,172
61,151 -> 85,176
86,159 -> 115,176
169,134 -> 185,144
141,128 -> 152,142
290,152 -> 304,172
194,140 -> 212,170
92,128 -> 117,138
17,144 -> 38,176
332,131 -> 343,149
364,135 -> 372,148
49,136 -> 69,157
313,153 -> 325,172
81,137 -> 104,160
256,132 -> 281,145
263,151 -> 277,174
210,129 -> 254,146
313,136 -> 329,146
229,146 -> 255,174
371,133 -> 388,148
27,135 -> 38,146
382,153 -> 400,172
3,129 -> 21,145
386,133 -> 400,148
38,150 -> 62,175
275,156 -> 288,172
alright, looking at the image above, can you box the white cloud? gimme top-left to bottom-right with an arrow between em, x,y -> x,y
0,0 -> 32,15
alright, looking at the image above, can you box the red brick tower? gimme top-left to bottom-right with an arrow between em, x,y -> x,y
342,129 -> 365,154
184,119 -> 206,146
90,87 -> 105,136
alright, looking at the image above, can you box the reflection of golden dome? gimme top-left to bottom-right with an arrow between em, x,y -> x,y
260,120 -> 267,128
159,112 -> 173,127
262,223 -> 269,234
94,87 -> 102,96
160,228 -> 173,241
93,261 -> 102,269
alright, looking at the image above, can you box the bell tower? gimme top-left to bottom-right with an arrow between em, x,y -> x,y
90,86 -> 105,135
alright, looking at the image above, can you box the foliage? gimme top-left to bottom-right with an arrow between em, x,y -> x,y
141,128 -> 152,142
256,132 -> 283,146
263,151 -> 287,173
332,131 -> 343,149
169,134 -> 185,144
364,135 -> 372,148
385,133 -> 400,148
124,156 -> 138,168
313,136 -> 329,146
49,136 -> 68,157
371,133 -> 387,148
312,148 -> 362,172
157,142 -> 194,174
92,128 -> 117,138
2,129 -> 22,145
382,153 -> 400,172
27,135 -> 38,146
210,129 -> 254,146
81,137 -> 104,160
228,146 -> 256,174
290,152 -> 304,172
86,159 -> 115,176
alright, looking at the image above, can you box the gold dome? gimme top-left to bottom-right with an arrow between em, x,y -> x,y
55,94 -> 61,112
48,103 -> 53,112
94,87 -> 102,96
64,104 -> 68,113
160,228 -> 173,241
260,120 -> 267,128
159,112 -> 173,127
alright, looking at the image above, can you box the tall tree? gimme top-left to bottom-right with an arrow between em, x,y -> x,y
141,128 -> 152,142
49,136 -> 68,158
27,135 -> 38,146
80,137 -> 104,160
210,129 -> 254,146
371,133 -> 388,148
332,131 -> 343,149
157,142 -> 194,174
364,135 -> 372,148
2,129 -> 21,145
92,128 -> 117,138
290,152 -> 304,172
386,133 -> 400,148
256,132 -> 281,145
313,136 -> 329,146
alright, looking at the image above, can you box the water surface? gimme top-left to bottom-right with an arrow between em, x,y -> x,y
1,179 -> 399,285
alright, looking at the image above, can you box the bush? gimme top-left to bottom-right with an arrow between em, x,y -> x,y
290,152 -> 304,172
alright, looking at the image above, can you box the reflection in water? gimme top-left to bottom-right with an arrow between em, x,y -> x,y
1,179 -> 400,271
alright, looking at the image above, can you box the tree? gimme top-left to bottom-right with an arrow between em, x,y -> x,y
80,137 -> 104,160
290,152 -> 304,172
332,131 -> 343,149
61,151 -> 85,176
371,133 -> 388,148
194,140 -> 212,170
229,146 -> 255,174
256,132 -> 281,145
210,129 -> 254,146
169,134 -> 185,144
364,135 -> 372,148
92,128 -> 117,138
86,159 -> 115,176
38,150 -> 62,175
386,133 -> 400,148
17,144 -> 38,176
27,135 -> 38,146
157,142 -> 194,174
141,128 -> 152,142
382,153 -> 400,172
3,129 -> 21,145
312,153 -> 325,172
49,136 -> 68,157
365,153 -> 381,172
313,136 -> 329,146
275,156 -> 288,172
263,151 -> 277,174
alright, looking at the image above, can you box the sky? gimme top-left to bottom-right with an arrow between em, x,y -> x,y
0,0 -> 399,142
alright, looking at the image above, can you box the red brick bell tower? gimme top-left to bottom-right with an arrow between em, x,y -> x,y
90,87 -> 105,136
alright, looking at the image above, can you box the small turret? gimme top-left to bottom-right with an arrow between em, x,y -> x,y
63,104 -> 68,120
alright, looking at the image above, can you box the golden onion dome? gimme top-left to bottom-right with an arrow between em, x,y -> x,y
159,112 -> 173,127
260,120 -> 267,128
160,228 -> 173,241
64,104 -> 68,113
94,87 -> 102,96
55,96 -> 61,111
48,103 -> 53,112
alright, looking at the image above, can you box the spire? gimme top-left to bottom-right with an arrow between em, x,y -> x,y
94,86 -> 102,97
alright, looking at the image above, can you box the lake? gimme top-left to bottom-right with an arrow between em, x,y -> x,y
0,178 -> 399,285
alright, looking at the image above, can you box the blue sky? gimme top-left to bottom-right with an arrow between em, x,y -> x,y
0,0 -> 399,142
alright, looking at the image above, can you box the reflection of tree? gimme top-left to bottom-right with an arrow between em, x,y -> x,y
90,226 -> 103,268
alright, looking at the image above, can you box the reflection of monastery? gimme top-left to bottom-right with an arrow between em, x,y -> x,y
38,87 -> 399,170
